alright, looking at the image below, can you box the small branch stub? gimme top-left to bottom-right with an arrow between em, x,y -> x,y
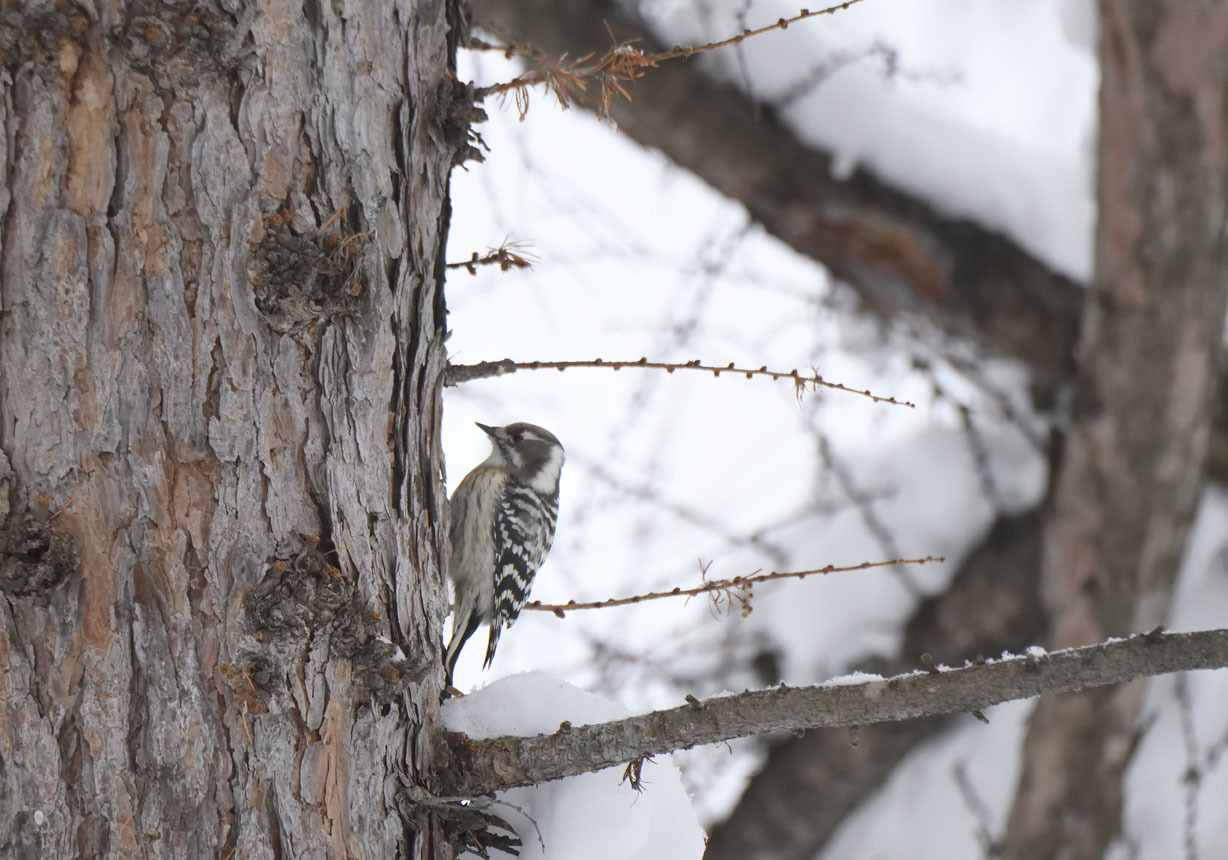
444,359 -> 517,386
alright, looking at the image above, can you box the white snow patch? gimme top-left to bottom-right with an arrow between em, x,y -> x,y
820,700 -> 1034,860
1118,488 -> 1228,858
823,670 -> 886,687
443,673 -> 706,860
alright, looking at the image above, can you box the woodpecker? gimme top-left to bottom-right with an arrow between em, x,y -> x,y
444,421 -> 564,687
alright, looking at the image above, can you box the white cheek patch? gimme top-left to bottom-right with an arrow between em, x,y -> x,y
528,445 -> 565,494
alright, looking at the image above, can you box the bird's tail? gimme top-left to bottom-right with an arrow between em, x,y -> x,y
444,605 -> 483,688
482,622 -> 503,670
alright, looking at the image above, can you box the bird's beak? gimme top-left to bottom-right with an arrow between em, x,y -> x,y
476,422 -> 497,436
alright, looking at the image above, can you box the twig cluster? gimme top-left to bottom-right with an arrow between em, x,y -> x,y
446,240 -> 536,275
472,2 -> 865,119
524,555 -> 943,616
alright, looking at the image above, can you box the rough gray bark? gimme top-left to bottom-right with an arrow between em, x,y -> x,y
0,1 -> 465,857
440,629 -> 1228,797
1003,3 -> 1228,858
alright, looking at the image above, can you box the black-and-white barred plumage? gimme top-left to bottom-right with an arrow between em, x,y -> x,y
444,422 -> 564,687
491,483 -> 558,648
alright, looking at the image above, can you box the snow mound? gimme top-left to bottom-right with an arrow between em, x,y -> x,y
443,673 -> 706,859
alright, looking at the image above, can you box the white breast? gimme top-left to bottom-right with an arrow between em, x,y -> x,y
527,445 -> 565,494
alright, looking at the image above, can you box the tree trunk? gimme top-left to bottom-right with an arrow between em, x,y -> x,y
0,1 -> 466,856
1003,3 -> 1228,857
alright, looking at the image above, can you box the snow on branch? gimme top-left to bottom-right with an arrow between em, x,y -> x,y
522,556 -> 944,616
437,628 -> 1228,796
444,357 -> 914,406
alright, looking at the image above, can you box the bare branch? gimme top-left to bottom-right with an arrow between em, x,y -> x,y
523,555 -> 943,615
444,356 -> 914,406
706,510 -> 1046,860
438,629 -> 1228,795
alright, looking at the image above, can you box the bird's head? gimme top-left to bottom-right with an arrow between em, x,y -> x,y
477,422 -> 565,493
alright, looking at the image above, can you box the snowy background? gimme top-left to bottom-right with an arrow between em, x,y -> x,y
439,1 -> 1228,857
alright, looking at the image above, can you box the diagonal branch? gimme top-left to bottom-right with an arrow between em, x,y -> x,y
466,0 -> 1228,485
437,628 -> 1228,796
467,0 -> 1083,388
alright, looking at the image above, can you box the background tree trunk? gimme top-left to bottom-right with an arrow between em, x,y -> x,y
1003,3 -> 1228,857
0,1 -> 464,856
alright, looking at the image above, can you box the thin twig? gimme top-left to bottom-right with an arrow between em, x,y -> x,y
446,357 -> 914,407
814,429 -> 916,590
524,555 -> 943,616
658,2 -> 864,58
1175,675 -> 1201,860
952,761 -> 1002,856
